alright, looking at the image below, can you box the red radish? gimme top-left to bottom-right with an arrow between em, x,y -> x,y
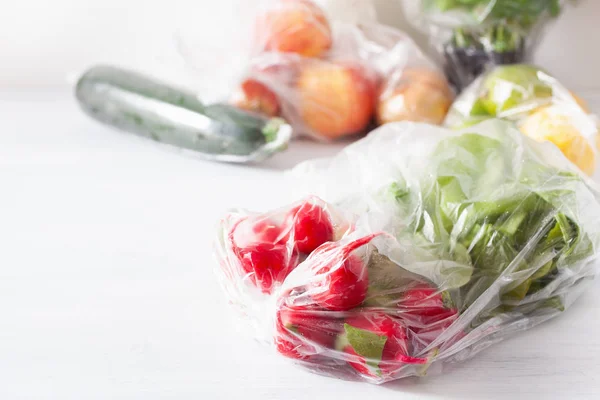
275,312 -> 312,360
340,312 -> 427,378
309,234 -> 380,311
289,201 -> 334,254
251,218 -> 287,244
412,311 -> 460,350
275,303 -> 340,359
344,346 -> 372,376
235,243 -> 295,293
399,286 -> 455,318
229,218 -> 298,294
398,285 -> 460,350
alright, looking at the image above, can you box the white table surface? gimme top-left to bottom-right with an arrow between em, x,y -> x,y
1,90 -> 600,400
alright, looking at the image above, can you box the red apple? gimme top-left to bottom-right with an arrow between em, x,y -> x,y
255,0 -> 332,58
297,61 -> 377,139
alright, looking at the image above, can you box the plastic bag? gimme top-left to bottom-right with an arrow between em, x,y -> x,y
402,0 -> 565,91
444,64 -> 599,175
230,0 -> 453,140
174,0 -> 378,104
214,119 -> 600,384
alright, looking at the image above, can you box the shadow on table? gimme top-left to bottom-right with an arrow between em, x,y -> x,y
380,363 -> 486,400
380,284 -> 598,399
257,137 -> 353,170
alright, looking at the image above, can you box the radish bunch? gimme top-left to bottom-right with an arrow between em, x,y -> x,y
219,196 -> 459,383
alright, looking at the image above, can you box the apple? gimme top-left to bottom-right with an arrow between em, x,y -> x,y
232,58 -> 300,117
255,0 -> 332,58
480,64 -> 553,116
232,79 -> 281,117
296,61 -> 377,139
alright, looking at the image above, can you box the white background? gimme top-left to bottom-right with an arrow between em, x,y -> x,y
2,92 -> 599,399
2,0 -> 600,91
1,1 -> 600,399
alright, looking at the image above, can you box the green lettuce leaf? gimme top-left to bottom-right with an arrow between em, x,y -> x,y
386,127 -> 592,312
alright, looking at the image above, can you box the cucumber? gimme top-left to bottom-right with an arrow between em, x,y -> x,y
75,65 -> 291,163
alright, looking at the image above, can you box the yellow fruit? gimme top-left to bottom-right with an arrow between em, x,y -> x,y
528,91 -> 588,117
520,106 -> 596,175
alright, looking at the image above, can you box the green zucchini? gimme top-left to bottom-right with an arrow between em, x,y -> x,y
75,65 -> 291,163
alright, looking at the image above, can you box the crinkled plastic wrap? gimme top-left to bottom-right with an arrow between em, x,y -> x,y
229,0 -> 453,140
445,64 -> 599,175
402,0 -> 565,91
214,119 -> 600,384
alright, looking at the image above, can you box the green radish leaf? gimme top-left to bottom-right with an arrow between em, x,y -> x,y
344,324 -> 387,363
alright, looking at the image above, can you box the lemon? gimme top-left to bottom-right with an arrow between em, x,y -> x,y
520,106 -> 596,176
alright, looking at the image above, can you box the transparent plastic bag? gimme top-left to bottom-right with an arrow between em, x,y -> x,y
445,64 -> 599,175
174,0 -> 378,104
401,0 -> 565,91
214,119 -> 600,384
229,0 -> 453,140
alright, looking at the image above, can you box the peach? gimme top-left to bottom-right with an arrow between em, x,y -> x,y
296,61 -> 377,139
376,68 -> 454,126
256,0 -> 332,58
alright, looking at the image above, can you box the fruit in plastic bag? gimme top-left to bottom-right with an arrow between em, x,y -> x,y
377,67 -> 453,125
229,5 -> 449,140
478,65 -> 553,115
233,79 -> 281,118
232,58 -> 300,117
215,119 -> 600,384
297,61 -> 377,139
520,105 -> 596,175
255,0 -> 332,58
445,64 -> 598,175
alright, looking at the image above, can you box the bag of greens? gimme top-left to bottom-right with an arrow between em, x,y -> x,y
214,119 -> 600,383
402,0 -> 565,91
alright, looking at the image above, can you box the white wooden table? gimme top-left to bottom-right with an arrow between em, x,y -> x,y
1,91 -> 599,399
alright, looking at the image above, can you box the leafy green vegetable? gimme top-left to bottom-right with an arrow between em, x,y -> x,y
343,324 -> 388,375
387,127 -> 592,312
429,0 -> 561,28
427,0 -> 562,74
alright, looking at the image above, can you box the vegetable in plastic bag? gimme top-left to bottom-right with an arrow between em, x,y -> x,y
75,66 -> 292,163
214,119 -> 600,383
445,64 -> 598,175
232,0 -> 454,140
402,0 -> 565,90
